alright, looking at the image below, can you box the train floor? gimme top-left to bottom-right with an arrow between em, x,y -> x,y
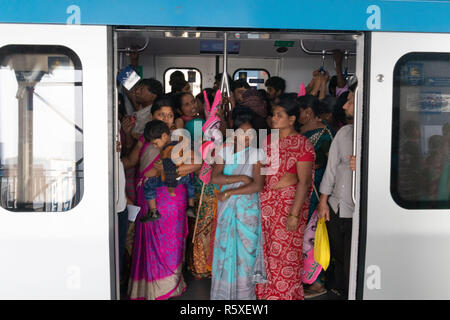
172,268 -> 344,300
120,266 -> 344,300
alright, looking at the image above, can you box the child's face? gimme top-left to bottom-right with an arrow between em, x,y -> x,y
152,132 -> 170,150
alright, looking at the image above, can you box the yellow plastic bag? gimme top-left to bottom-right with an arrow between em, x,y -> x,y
314,217 -> 330,271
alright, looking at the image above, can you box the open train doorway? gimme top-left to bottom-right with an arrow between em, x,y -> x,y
112,27 -> 364,300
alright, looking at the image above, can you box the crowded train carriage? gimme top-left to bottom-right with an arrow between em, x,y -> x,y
0,0 -> 449,300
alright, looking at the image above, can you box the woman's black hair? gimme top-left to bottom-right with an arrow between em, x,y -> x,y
276,93 -> 301,131
297,94 -> 321,117
151,95 -> 176,115
143,119 -> 170,142
329,75 -> 338,95
232,106 -> 264,146
196,88 -> 214,106
319,96 -> 338,115
232,106 -> 256,131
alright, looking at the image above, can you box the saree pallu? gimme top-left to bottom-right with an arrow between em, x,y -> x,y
128,137 -> 188,300
255,134 -> 315,300
210,147 -> 267,300
188,175 -> 218,278
303,126 -> 333,221
128,184 -> 188,300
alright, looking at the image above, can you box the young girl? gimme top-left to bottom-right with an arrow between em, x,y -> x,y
210,107 -> 266,300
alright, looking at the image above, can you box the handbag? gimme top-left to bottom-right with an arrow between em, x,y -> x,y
314,216 -> 330,271
301,210 -> 323,284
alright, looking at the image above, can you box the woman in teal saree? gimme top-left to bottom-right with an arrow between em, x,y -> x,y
209,108 -> 267,300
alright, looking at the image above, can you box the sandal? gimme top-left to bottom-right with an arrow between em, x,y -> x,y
304,283 -> 327,299
140,209 -> 161,223
186,206 -> 196,218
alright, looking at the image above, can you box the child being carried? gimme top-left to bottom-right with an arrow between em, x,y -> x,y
140,119 -> 196,222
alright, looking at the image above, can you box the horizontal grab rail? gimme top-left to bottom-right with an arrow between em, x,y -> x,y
300,40 -> 356,56
118,37 -> 149,53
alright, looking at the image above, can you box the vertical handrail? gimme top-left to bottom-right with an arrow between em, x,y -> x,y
113,29 -> 121,300
351,87 -> 359,204
220,32 -> 232,112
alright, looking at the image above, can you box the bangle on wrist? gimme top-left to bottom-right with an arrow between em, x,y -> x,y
288,214 -> 299,219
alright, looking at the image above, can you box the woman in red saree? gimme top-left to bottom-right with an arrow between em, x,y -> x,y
256,94 -> 315,300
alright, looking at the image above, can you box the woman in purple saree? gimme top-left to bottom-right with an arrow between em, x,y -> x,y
123,96 -> 201,300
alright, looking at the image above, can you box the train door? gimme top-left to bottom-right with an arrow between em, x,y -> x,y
360,32 -> 450,299
0,24 -> 115,299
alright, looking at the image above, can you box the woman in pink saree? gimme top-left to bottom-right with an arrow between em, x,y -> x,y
122,96 -> 201,299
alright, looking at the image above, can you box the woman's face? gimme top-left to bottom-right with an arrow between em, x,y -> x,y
153,106 -> 175,128
271,106 -> 295,130
235,122 -> 254,150
180,94 -> 199,117
298,107 -> 313,125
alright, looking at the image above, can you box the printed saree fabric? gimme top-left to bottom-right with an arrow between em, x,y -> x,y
303,126 -> 334,220
210,146 -> 267,300
255,134 -> 315,300
128,139 -> 188,300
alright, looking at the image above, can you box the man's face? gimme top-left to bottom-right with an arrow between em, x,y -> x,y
233,87 -> 247,104
343,91 -> 355,120
266,86 -> 277,101
136,86 -> 157,106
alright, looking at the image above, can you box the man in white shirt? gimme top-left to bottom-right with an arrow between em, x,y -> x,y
131,78 -> 163,137
317,83 -> 356,299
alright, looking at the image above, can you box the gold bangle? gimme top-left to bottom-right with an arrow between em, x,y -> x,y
288,214 -> 299,219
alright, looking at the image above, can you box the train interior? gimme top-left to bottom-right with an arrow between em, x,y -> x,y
114,27 -> 360,300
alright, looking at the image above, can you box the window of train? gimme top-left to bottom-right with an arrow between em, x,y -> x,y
164,68 -> 202,97
233,69 -> 270,90
0,45 -> 83,212
392,52 -> 450,209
